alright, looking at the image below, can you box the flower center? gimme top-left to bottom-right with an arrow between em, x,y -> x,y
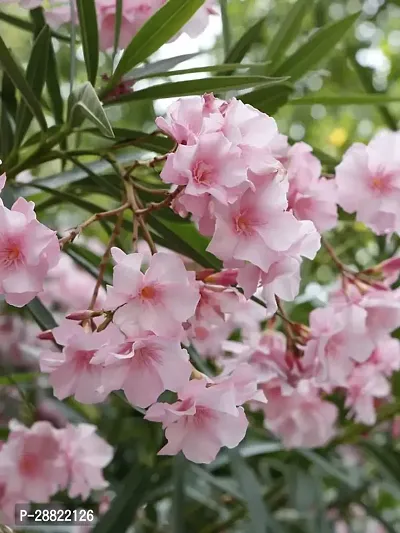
0,242 -> 23,268
19,452 -> 38,476
192,161 -> 213,185
140,285 -> 156,300
234,212 -> 253,235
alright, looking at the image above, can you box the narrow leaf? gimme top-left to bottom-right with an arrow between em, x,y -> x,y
220,0 -> 231,56
225,17 -> 266,65
92,465 -> 151,533
113,0 -> 123,63
105,77 -> 284,105
31,8 -> 64,125
229,449 -> 278,533
110,0 -> 205,83
171,454 -> 186,533
241,83 -> 293,114
289,93 -> 400,105
68,82 -> 114,137
26,298 -> 58,331
267,0 -> 314,68
0,35 -> 47,131
15,25 -> 51,145
129,53 -> 199,80
273,13 -> 359,81
0,373 -> 39,385
76,0 -> 99,85
0,11 -> 70,42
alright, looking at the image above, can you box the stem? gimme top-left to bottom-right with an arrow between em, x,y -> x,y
89,208 -> 125,311
134,185 -> 185,215
59,203 -> 129,248
124,178 -> 157,255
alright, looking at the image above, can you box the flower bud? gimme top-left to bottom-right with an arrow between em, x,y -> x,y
204,269 -> 238,286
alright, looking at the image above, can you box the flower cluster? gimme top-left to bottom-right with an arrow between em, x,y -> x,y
0,0 -> 217,51
158,95 -> 322,315
0,420 -> 113,524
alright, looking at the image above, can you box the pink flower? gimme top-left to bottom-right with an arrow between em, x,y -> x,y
59,423 -> 113,500
0,420 -> 67,502
0,196 -> 60,307
271,137 -> 338,233
344,364 -> 390,425
145,378 -> 248,463
39,320 -> 125,403
192,282 -> 245,327
208,170 -> 302,272
336,131 -> 400,235
304,305 -> 375,386
92,334 -> 192,408
161,132 -> 248,204
369,336 -> 400,376
262,381 -> 338,448
212,362 -> 267,405
236,219 -> 320,306
106,248 -> 199,338
176,0 -> 218,39
188,319 -> 235,360
156,94 -> 224,145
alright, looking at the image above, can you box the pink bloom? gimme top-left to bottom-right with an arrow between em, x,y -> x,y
161,132 -> 248,204
0,196 -> 60,307
59,423 -> 113,500
336,131 -> 400,235
369,336 -> 400,376
192,282 -> 245,327
175,0 -> 218,38
344,364 -> 390,425
212,362 -> 267,405
262,381 -> 338,448
0,420 -> 66,502
92,335 -> 192,408
304,305 -> 375,386
39,320 -> 125,403
271,137 -> 338,233
236,219 -> 320,306
0,173 -> 5,193
156,94 -> 224,145
188,320 -> 235,360
208,170 -> 302,272
145,378 -> 248,463
106,249 -> 199,338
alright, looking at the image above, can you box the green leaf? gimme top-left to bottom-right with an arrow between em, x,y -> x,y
298,450 -> 358,488
14,25 -> 50,145
267,0 -> 315,69
220,0 -> 231,56
76,0 -> 99,85
241,83 -> 293,114
31,9 -> 64,126
105,76 -> 284,105
0,10 -> 70,42
224,17 -> 266,66
273,13 -> 359,81
171,454 -> 187,533
0,373 -> 39,385
129,53 -> 199,79
26,298 -> 58,331
68,82 -> 114,137
228,449 -> 278,533
289,93 -> 400,105
85,128 -> 174,153
0,74 -> 16,160
360,442 -> 400,496
110,0 -> 205,83
134,62 -> 270,79
148,215 -> 222,270
113,0 -> 123,62
0,34 -> 48,132
92,465 -> 152,533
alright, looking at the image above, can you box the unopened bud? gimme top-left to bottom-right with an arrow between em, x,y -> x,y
66,309 -> 104,321
37,329 -> 55,341
204,269 -> 238,286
